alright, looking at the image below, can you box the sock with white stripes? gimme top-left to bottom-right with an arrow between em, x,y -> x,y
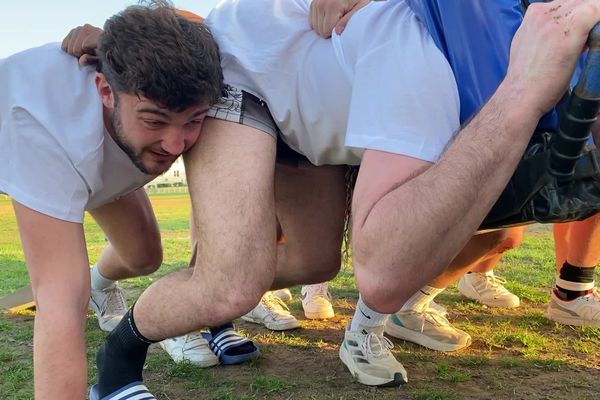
555,262 -> 595,300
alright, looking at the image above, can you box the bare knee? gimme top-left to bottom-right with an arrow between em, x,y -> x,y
481,229 -> 523,255
357,278 -> 405,314
305,251 -> 342,283
284,246 -> 342,284
355,268 -> 408,314
474,230 -> 512,255
121,243 -> 163,276
197,279 -> 270,325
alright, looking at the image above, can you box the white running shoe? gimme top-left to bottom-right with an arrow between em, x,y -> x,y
160,332 -> 219,367
339,326 -> 408,387
89,283 -> 128,332
384,309 -> 471,352
458,271 -> 520,308
273,288 -> 293,303
301,283 -> 335,319
546,288 -> 600,327
428,300 -> 448,317
242,291 -> 300,331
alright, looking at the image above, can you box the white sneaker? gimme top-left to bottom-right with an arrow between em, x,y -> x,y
546,289 -> 600,327
301,283 -> 334,319
242,291 -> 300,331
384,309 -> 471,352
160,332 -> 219,368
89,283 -> 128,332
458,271 -> 520,308
428,300 -> 448,317
339,326 -> 408,387
273,288 -> 293,303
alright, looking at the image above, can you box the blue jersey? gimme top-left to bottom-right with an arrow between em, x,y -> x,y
407,0 -> 558,129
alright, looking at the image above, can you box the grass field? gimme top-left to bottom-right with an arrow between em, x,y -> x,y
1,193 -> 600,399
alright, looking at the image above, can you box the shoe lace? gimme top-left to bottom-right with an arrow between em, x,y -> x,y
183,332 -> 208,350
485,274 -> 508,289
364,332 -> 394,359
101,286 -> 127,315
416,310 -> 449,332
304,283 -> 332,301
263,293 -> 292,316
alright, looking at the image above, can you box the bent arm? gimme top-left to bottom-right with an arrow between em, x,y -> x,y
351,0 -> 600,307
13,201 -> 90,400
352,87 -> 539,305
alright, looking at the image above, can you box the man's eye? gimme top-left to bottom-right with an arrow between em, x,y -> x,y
144,120 -> 164,128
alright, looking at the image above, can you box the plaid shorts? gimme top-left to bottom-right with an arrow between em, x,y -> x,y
208,84 -> 309,166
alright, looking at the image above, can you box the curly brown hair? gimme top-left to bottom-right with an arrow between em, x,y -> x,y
98,0 -> 223,111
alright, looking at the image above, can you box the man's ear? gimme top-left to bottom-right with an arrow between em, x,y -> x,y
95,73 -> 115,109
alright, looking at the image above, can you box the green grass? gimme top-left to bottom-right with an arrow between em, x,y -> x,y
1,194 -> 600,399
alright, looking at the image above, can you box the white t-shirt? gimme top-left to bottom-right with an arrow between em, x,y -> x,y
0,44 -> 154,223
206,0 -> 460,166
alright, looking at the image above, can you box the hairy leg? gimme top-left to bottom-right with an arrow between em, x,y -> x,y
469,226 -> 525,273
133,119 -> 277,339
89,188 -> 162,280
272,163 -> 348,288
554,214 -> 600,269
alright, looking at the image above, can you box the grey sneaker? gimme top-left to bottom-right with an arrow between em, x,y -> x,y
273,288 -> 293,303
339,326 -> 408,387
385,309 -> 471,352
89,283 -> 128,332
458,271 -> 520,308
242,291 -> 300,331
428,300 -> 448,317
546,288 -> 600,327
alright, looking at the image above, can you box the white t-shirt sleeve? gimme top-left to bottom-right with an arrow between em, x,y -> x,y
343,23 -> 460,162
0,107 -> 90,223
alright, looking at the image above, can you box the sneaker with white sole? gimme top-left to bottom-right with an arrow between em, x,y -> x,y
384,309 -> 471,352
89,283 -> 128,332
458,271 -> 520,308
428,300 -> 448,317
301,283 -> 335,319
546,288 -> 600,327
273,288 -> 293,303
339,326 -> 408,387
160,332 -> 219,367
242,291 -> 300,331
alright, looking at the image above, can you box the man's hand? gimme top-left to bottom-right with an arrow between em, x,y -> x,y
505,0 -> 600,118
309,0 -> 371,38
61,24 -> 102,66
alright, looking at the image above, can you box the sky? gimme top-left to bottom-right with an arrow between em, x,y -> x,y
0,0 -> 221,58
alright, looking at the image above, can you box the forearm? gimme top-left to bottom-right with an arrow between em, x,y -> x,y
353,84 -> 541,285
33,296 -> 88,399
12,201 -> 92,399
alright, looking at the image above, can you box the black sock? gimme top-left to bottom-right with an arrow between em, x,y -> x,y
97,308 -> 158,397
209,322 -> 256,356
555,262 -> 595,301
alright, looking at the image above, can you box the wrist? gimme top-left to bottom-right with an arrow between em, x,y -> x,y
493,79 -> 545,135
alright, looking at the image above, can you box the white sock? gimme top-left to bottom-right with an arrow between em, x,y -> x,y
91,264 -> 115,290
400,285 -> 444,312
350,296 -> 389,331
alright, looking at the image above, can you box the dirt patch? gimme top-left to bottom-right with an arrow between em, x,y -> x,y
134,299 -> 600,400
